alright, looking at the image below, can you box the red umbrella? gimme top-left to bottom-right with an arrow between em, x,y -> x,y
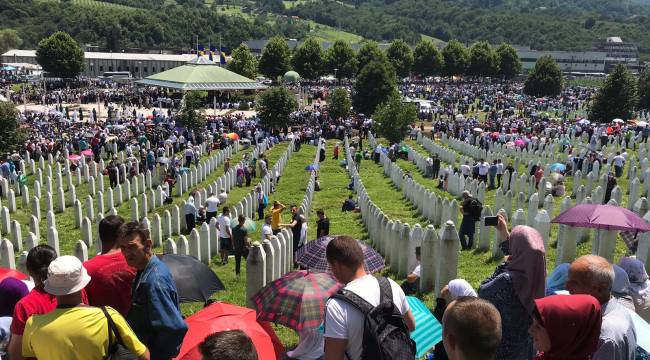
175,302 -> 284,360
551,204 -> 650,232
0,267 -> 28,282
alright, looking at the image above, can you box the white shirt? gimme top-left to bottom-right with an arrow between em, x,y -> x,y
412,264 -> 421,278
324,275 -> 410,360
613,155 -> 625,167
496,163 -> 504,175
478,162 -> 489,176
217,215 -> 231,238
460,164 -> 471,176
261,223 -> 273,242
206,196 -> 219,213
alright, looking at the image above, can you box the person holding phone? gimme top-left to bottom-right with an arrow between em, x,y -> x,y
478,216 -> 547,359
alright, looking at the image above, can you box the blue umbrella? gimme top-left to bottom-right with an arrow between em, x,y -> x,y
627,308 -> 650,352
406,296 -> 442,358
0,65 -> 16,71
305,164 -> 320,171
549,163 -> 566,172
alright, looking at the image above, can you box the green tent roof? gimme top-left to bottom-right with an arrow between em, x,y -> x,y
137,57 -> 265,91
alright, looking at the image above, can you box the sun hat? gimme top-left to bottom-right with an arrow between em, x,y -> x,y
44,256 -> 91,296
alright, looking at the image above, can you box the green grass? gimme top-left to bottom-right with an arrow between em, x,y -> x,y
308,22 -> 363,43
420,34 -> 445,46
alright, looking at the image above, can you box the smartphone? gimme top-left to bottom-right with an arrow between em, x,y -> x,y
484,216 -> 498,226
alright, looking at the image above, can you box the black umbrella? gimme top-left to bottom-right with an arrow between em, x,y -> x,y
157,254 -> 225,304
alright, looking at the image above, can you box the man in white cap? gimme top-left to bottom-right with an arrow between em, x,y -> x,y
21,255 -> 150,360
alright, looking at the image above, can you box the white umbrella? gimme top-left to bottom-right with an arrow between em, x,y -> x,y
577,119 -> 590,125
455,114 -> 465,121
637,121 -> 648,127
473,128 -> 483,132
613,118 -> 624,124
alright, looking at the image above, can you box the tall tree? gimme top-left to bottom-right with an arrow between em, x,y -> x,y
589,64 -> 637,123
258,36 -> 291,81
355,40 -> 386,74
468,41 -> 499,77
256,87 -> 298,133
324,40 -> 357,81
0,100 -> 26,152
373,96 -> 417,145
35,31 -> 85,78
353,60 -> 397,116
291,38 -> 323,80
441,39 -> 469,77
227,44 -> 258,79
523,55 -> 563,97
638,70 -> 650,111
386,39 -> 413,79
178,91 -> 207,133
327,87 -> 351,121
0,29 -> 22,55
412,39 -> 444,79
495,43 -> 522,79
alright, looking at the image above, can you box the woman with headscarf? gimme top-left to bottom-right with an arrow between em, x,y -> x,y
619,257 -> 650,322
529,294 -> 602,360
432,279 -> 477,360
183,195 -> 198,234
479,215 -> 547,360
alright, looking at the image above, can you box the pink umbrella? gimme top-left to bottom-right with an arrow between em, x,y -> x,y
68,154 -> 81,162
514,139 -> 526,148
551,204 -> 650,232
81,149 -> 93,157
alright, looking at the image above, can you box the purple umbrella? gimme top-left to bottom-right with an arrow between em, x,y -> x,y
551,204 -> 650,232
295,235 -> 385,273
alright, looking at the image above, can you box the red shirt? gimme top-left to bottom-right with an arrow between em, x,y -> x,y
10,286 -> 57,335
83,252 -> 136,316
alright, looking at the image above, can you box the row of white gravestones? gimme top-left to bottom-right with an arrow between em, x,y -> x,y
343,137 -> 461,295
244,229 -> 295,308
0,141 -> 234,268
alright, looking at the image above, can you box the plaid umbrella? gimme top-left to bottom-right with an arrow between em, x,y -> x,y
295,235 -> 385,273
251,270 -> 342,332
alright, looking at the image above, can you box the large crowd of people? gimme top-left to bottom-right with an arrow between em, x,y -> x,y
1,76 -> 650,360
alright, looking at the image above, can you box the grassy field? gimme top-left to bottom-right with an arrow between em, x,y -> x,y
308,22 -> 364,43
38,0 -> 136,10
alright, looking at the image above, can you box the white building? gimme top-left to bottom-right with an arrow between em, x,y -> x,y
516,46 -> 607,75
1,49 -> 222,78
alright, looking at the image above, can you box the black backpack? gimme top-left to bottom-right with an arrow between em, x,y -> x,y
467,198 -> 483,221
329,276 -> 416,360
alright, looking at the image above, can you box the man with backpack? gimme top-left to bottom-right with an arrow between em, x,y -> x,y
459,191 -> 482,250
324,236 -> 416,360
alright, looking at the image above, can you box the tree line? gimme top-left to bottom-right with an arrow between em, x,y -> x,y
230,36 -> 523,82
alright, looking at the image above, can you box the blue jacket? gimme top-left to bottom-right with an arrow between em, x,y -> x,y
127,256 -> 188,360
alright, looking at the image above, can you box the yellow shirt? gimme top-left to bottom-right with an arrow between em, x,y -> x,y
271,207 -> 283,230
22,306 -> 147,360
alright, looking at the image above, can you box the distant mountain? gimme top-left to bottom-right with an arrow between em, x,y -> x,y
284,0 -> 650,59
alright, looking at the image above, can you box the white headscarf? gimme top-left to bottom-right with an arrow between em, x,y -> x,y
619,257 -> 650,297
448,279 -> 477,299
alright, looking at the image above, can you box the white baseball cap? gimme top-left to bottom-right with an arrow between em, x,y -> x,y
44,256 -> 92,296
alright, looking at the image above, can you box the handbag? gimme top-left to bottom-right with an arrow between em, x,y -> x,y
101,306 -> 139,360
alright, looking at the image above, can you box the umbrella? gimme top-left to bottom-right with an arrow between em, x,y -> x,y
637,121 -> 648,128
549,163 -> 566,173
0,267 -> 28,282
295,235 -> 385,273
176,302 -> 284,360
231,217 -> 257,232
577,119 -> 591,125
68,154 -> 82,162
514,139 -> 526,147
157,157 -> 170,165
613,118 -> 624,124
225,132 -> 240,140
473,127 -> 483,132
455,114 -> 465,121
251,270 -> 342,332
158,254 -> 225,303
305,163 -> 320,171
551,204 -> 650,232
407,296 -> 442,358
82,149 -> 93,157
